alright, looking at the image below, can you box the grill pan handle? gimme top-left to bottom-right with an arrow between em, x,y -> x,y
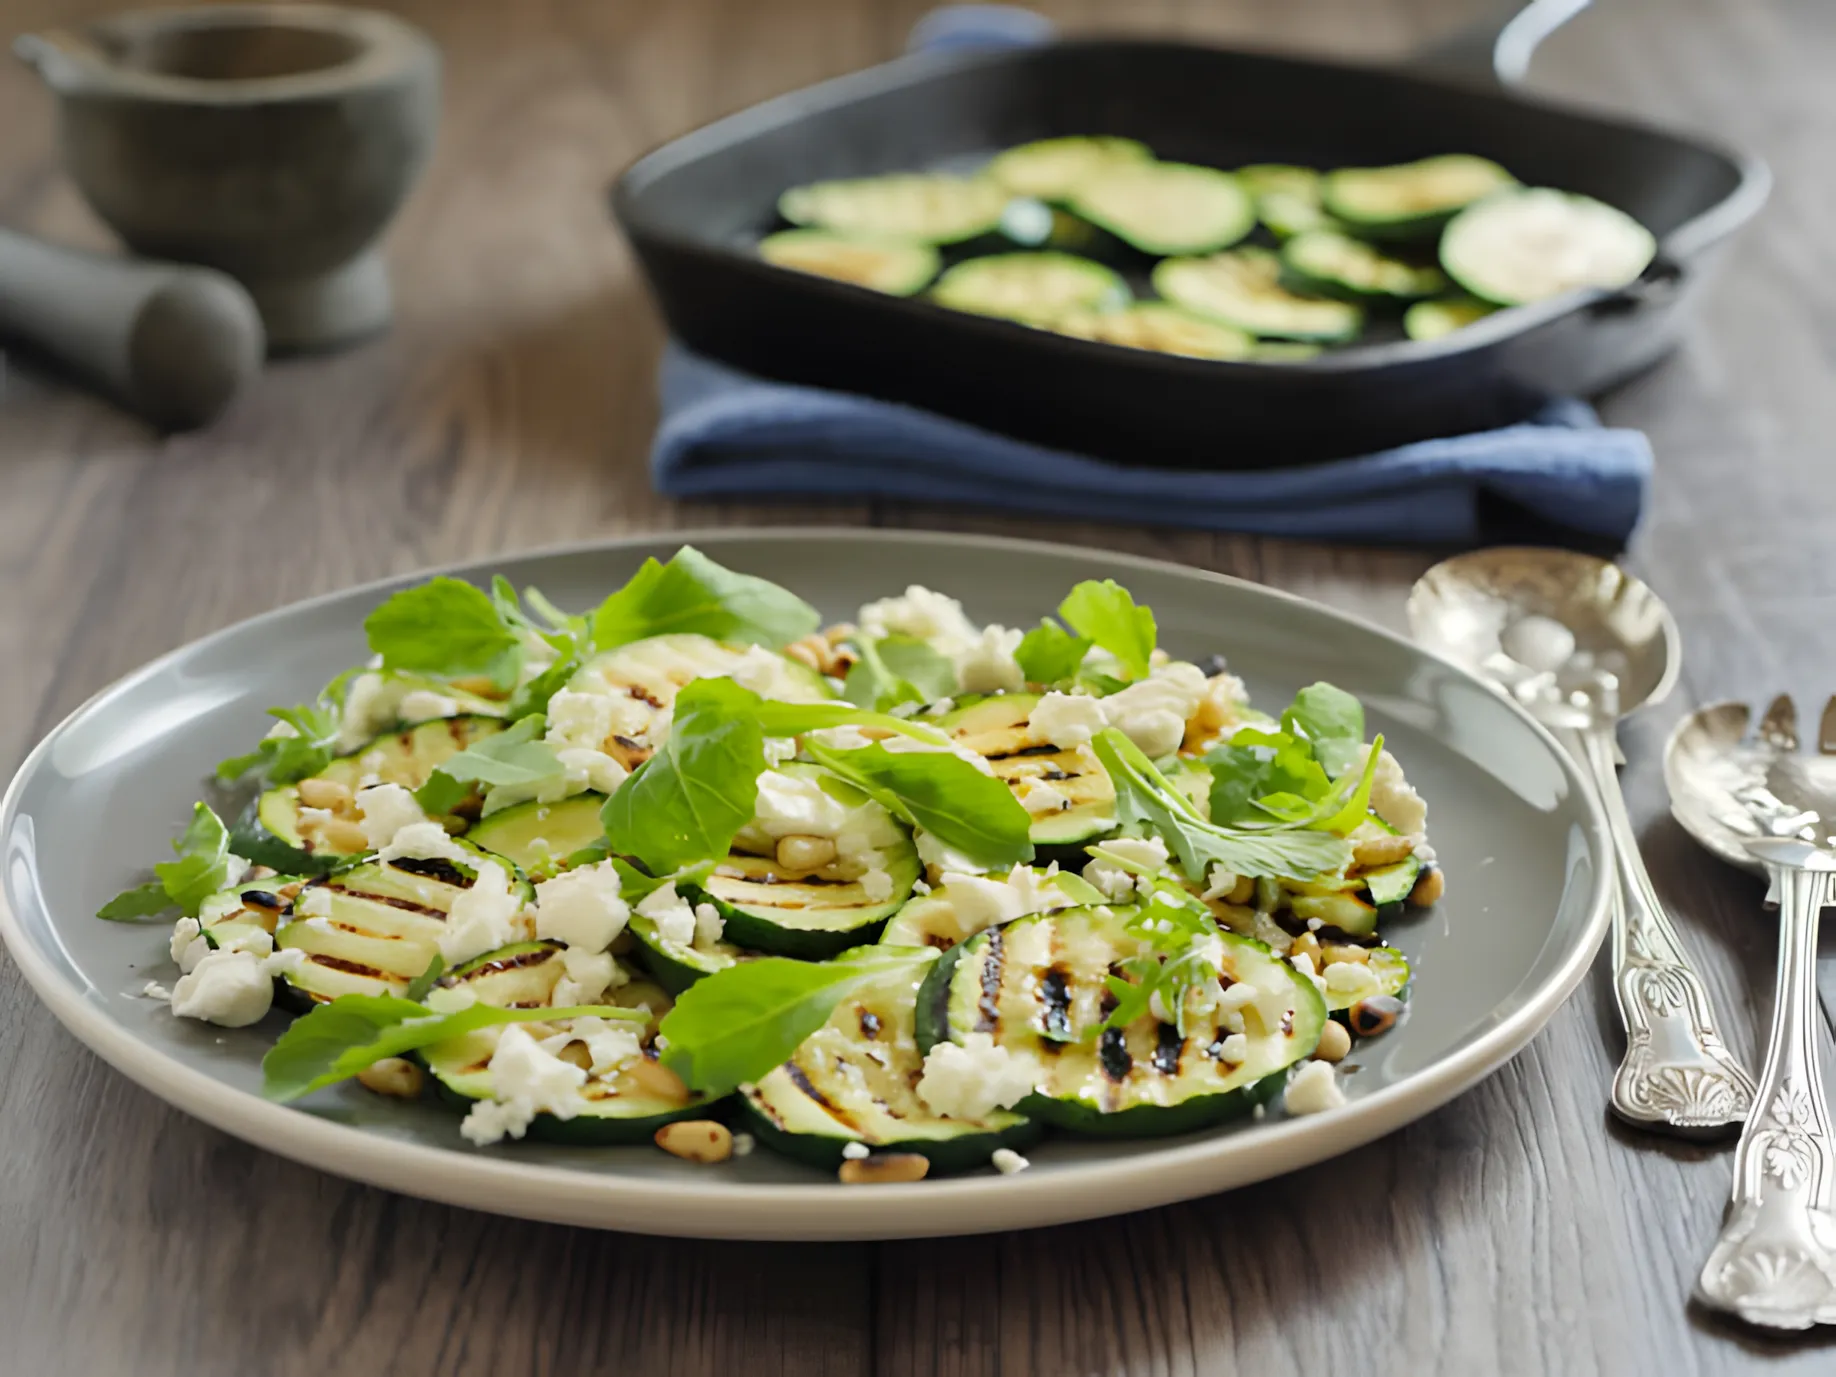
1409,0 -> 1591,85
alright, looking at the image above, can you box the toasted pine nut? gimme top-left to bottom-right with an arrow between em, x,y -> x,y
839,1152 -> 929,1184
356,1057 -> 424,1099
1319,943 -> 1369,967
784,641 -> 823,672
1227,875 -> 1256,906
553,1041 -> 593,1071
1314,1021 -> 1352,1063
1407,867 -> 1445,908
297,777 -> 354,811
316,818 -> 370,853
448,676 -> 504,699
655,1120 -> 733,1163
1349,995 -> 1405,1038
777,834 -> 838,872
622,1054 -> 692,1106
1290,931 -> 1322,969
1352,833 -> 1417,869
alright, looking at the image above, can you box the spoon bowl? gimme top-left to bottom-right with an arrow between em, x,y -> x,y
1666,696 -> 1836,876
1407,547 -> 1680,729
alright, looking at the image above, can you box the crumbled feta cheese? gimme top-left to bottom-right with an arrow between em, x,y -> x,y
916,1033 -> 1038,1120
841,1141 -> 870,1160
221,855 -> 250,888
1216,1032 -> 1250,1064
1018,779 -> 1069,817
169,916 -> 206,971
754,769 -> 852,837
1323,961 -> 1383,999
379,821 -> 474,868
1284,1060 -> 1346,1116
141,980 -> 173,1000
356,783 -> 428,849
459,1025 -> 588,1145
924,697 -> 955,717
916,830 -> 988,877
911,878 -> 933,895
1357,744 -> 1428,836
1082,836 -> 1170,900
532,861 -> 630,953
1201,865 -> 1239,901
808,725 -> 875,751
545,689 -> 619,753
762,736 -> 798,766
169,949 -> 275,1027
1030,691 -> 1108,748
941,865 -> 1061,935
638,884 -> 698,948
264,946 -> 305,975
857,585 -> 980,658
693,902 -> 726,947
1215,981 -> 1258,1033
1100,662 -> 1207,757
1306,917 -> 1323,932
552,947 -> 624,1006
399,688 -> 461,722
264,719 -> 301,740
335,671 -> 421,752
214,925 -> 276,961
859,868 -> 894,903
558,747 -> 630,797
727,644 -> 804,696
540,1016 -> 642,1076
955,624 -> 1025,694
991,1148 -> 1030,1175
732,1132 -> 756,1157
295,886 -> 333,919
438,858 -> 524,965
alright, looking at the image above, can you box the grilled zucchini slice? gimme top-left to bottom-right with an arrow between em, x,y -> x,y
880,865 -> 1092,950
777,173 -> 1009,245
1439,188 -> 1657,306
467,793 -> 608,880
1321,154 -> 1517,240
935,693 -> 1116,850
740,956 -> 1041,1171
1403,295 -> 1499,340
931,252 -> 1128,325
1154,249 -> 1363,343
1319,944 -> 1411,1018
1280,230 -> 1446,302
986,136 -> 1153,201
1236,165 -> 1340,239
1048,302 -> 1254,360
916,907 -> 1326,1135
273,840 -> 531,1003
232,715 -> 505,874
758,229 -> 940,295
1068,161 -> 1256,257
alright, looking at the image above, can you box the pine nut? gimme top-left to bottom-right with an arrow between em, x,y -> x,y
784,641 -> 823,672
316,818 -> 370,853
839,1152 -> 930,1184
296,777 -> 354,811
1227,875 -> 1256,906
1407,867 -> 1445,907
1314,1020 -> 1352,1063
1319,943 -> 1369,967
654,1120 -> 733,1163
1290,931 -> 1322,968
356,1057 -> 424,1099
553,1041 -> 593,1071
1352,833 -> 1416,868
1349,994 -> 1405,1037
622,1054 -> 692,1106
777,834 -> 838,871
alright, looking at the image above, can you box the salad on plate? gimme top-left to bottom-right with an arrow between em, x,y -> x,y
100,548 -> 1440,1182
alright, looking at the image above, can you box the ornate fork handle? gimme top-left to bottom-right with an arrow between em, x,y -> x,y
1571,727 -> 1756,1135
1697,867 -> 1836,1328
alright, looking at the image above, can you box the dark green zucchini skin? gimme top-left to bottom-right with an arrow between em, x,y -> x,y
427,1076 -> 725,1145
735,1093 -> 1042,1173
913,938 -> 973,1052
1016,1071 -> 1287,1138
679,880 -> 892,961
230,795 -> 339,875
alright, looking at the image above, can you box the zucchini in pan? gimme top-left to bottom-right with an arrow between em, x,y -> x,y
986,136 -> 1154,201
1322,154 -> 1517,239
1068,161 -> 1257,257
758,229 -> 940,296
1280,230 -> 1446,303
1403,295 -> 1499,340
777,173 -> 1010,245
931,252 -> 1128,325
1439,187 -> 1657,306
1153,249 -> 1363,343
1048,302 -> 1255,360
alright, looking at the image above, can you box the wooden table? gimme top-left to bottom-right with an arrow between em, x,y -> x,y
3,0 -> 1834,1371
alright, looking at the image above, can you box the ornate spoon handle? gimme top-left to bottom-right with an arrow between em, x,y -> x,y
1697,867 -> 1836,1328
1570,726 -> 1756,1135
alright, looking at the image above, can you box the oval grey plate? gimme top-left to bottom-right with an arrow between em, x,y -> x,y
1,529 -> 1610,1240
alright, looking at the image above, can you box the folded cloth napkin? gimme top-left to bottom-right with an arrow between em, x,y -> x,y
651,344 -> 1654,546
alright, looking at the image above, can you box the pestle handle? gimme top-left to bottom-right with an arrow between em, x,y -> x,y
0,228 -> 264,429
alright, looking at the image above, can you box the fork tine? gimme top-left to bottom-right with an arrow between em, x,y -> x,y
1759,693 -> 1799,750
1819,695 -> 1836,754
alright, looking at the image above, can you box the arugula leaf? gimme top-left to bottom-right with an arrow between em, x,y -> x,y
262,993 -> 643,1102
96,882 -> 174,922
590,547 -> 819,652
1058,580 -> 1156,682
404,954 -> 446,1003
801,738 -> 1034,869
843,635 -> 957,712
414,715 -> 563,815
216,668 -> 360,785
1089,728 -> 1349,883
600,677 -> 766,874
1206,727 -> 1330,824
365,577 -> 524,690
1281,682 -> 1365,777
657,945 -> 935,1098
99,803 -> 244,922
1101,887 -> 1224,1038
1013,618 -> 1093,686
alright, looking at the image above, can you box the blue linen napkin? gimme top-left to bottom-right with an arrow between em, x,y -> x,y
650,344 -> 1653,545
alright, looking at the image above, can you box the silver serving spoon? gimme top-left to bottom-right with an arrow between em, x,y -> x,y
1667,695 -> 1836,1329
1409,549 -> 1755,1137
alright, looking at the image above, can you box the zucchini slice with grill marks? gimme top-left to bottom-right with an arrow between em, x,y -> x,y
931,252 -> 1128,325
199,874 -> 305,947
563,633 -> 833,771
626,911 -> 760,993
986,136 -> 1154,201
232,715 -> 506,874
467,793 -> 609,881
1439,188 -> 1657,306
777,173 -> 1010,245
916,907 -> 1326,1136
1154,249 -> 1363,343
880,865 -> 1095,950
1403,295 -> 1499,340
1280,230 -> 1447,303
273,841 -> 530,1003
1068,161 -> 1256,257
1322,154 -> 1517,240
1319,945 -> 1410,1018
1048,302 -> 1254,360
741,956 -> 1041,1171
935,693 -> 1116,850
758,229 -> 940,296
420,941 -> 711,1144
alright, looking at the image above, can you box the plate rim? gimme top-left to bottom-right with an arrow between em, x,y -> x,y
0,526 -> 1613,1240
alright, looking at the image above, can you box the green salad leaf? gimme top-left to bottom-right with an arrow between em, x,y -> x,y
1281,682 -> 1366,777
215,668 -> 360,785
657,945 -> 935,1098
1096,884 -> 1224,1039
414,715 -> 564,816
98,803 -> 244,922
590,546 -> 819,652
802,737 -> 1034,869
262,993 -> 644,1102
1058,579 -> 1156,682
600,677 -> 766,874
1013,618 -> 1093,686
365,577 -> 524,690
843,634 -> 958,712
1204,682 -> 1379,836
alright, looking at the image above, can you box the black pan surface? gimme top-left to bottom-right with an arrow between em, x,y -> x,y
612,39 -> 1766,470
